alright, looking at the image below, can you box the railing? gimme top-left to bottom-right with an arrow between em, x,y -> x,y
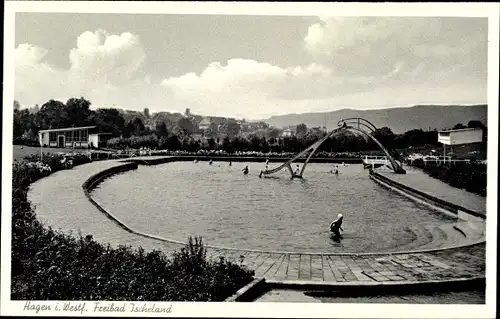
406,155 -> 471,166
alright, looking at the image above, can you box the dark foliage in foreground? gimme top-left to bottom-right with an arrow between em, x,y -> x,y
421,163 -> 487,197
11,156 -> 254,301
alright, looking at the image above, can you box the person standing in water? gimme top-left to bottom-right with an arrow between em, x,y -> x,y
330,214 -> 344,237
242,165 -> 249,175
229,161 -> 232,166
294,164 -> 300,175
209,159 -> 213,165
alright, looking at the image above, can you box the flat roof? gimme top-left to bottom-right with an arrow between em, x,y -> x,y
439,127 -> 483,133
39,126 -> 96,133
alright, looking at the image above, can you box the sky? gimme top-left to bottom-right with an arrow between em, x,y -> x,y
14,13 -> 488,119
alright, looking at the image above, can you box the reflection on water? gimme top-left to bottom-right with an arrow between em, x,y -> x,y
91,162 -> 455,253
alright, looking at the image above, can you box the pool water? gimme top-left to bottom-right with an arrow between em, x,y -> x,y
91,162 -> 455,253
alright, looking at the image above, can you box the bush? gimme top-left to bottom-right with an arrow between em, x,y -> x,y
11,156 -> 254,301
422,163 -> 486,197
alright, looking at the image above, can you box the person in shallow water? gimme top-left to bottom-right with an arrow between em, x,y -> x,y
294,164 -> 300,175
209,159 -> 213,165
330,213 -> 344,237
331,164 -> 339,174
229,161 -> 232,166
242,165 -> 249,175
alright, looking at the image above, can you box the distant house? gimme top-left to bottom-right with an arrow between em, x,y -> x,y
38,126 -> 112,149
281,128 -> 294,138
310,126 -> 327,134
199,118 -> 211,131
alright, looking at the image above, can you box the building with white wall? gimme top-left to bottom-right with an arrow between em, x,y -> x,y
438,128 -> 483,145
38,126 -> 111,149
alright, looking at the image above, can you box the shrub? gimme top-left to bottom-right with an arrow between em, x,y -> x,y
11,156 -> 254,301
422,163 -> 486,197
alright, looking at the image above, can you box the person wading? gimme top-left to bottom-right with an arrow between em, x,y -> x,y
330,213 -> 344,237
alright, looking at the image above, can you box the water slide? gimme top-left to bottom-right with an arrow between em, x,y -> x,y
262,126 -> 346,177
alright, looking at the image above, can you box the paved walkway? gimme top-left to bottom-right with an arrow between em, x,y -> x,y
27,160 -> 485,287
206,245 -> 484,284
378,166 -> 486,215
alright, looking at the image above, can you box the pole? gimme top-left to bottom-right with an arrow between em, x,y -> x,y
39,132 -> 43,161
443,144 -> 446,165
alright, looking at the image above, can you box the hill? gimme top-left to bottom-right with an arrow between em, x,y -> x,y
263,105 -> 487,133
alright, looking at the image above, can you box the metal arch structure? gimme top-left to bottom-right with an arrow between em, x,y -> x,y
261,117 -> 405,178
339,118 -> 405,174
340,117 -> 403,162
261,126 -> 347,178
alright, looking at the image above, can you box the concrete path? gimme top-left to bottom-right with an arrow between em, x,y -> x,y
205,245 -> 484,284
28,160 -> 485,287
378,166 -> 486,215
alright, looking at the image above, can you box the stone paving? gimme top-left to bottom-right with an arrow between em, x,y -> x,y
27,159 -> 486,286
378,166 -> 486,215
204,245 -> 485,284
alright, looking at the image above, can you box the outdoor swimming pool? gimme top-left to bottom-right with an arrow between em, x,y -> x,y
90,161 -> 455,253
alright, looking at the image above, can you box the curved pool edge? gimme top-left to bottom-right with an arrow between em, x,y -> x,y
369,170 -> 486,221
28,158 -> 485,287
84,157 -> 485,256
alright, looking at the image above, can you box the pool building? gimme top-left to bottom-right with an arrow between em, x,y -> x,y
38,126 -> 112,148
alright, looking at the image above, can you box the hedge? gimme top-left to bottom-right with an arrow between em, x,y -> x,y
421,163 -> 487,197
11,154 -> 254,301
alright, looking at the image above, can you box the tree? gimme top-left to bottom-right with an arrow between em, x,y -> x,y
203,122 -> 218,139
222,136 -> 233,152
29,104 -> 40,114
177,117 -> 195,136
467,120 -> 485,129
155,122 -> 169,137
14,100 -> 21,111
296,123 -> 307,138
268,128 -> 281,139
224,120 -> 241,139
37,99 -> 67,129
452,123 -> 467,130
89,108 -> 127,135
128,117 -> 145,135
373,126 -> 395,148
207,137 -> 216,149
65,97 -> 92,127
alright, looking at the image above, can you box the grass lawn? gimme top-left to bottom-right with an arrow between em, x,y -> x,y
13,145 -> 85,162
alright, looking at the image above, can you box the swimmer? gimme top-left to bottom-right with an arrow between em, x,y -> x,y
242,165 -> 249,175
294,164 -> 300,175
330,213 -> 344,237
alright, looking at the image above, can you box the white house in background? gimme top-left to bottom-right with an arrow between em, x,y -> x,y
282,128 -> 294,137
38,126 -> 112,149
198,118 -> 211,131
438,127 -> 483,158
438,127 -> 483,145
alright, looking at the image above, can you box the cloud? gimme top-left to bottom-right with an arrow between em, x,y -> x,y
15,30 -> 164,109
303,17 -> 487,78
69,29 -> 146,84
14,18 -> 487,119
